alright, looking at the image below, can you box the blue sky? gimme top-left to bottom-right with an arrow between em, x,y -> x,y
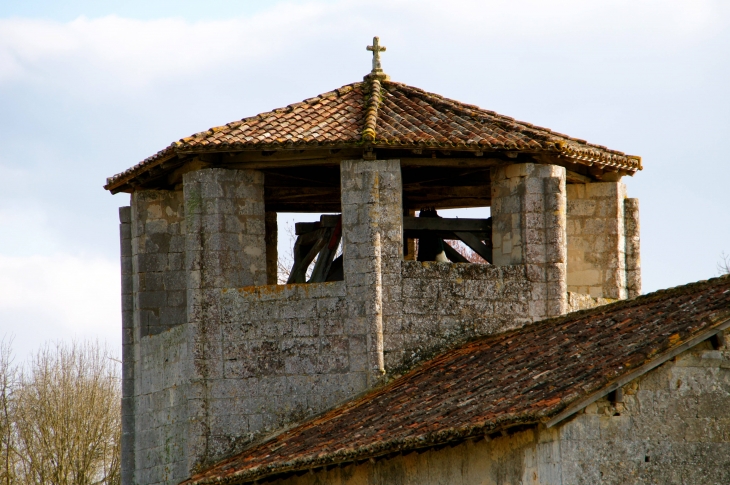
1,0 -> 729,358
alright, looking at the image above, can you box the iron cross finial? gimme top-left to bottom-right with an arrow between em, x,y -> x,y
366,36 -> 386,73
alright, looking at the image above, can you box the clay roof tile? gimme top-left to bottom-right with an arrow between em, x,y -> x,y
105,79 -> 640,192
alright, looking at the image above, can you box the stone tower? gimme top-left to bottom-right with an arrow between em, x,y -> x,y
106,40 -> 641,485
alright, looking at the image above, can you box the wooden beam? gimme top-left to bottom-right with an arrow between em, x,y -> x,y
265,212 -> 278,285
287,228 -> 330,284
404,208 -> 417,261
403,199 -> 492,210
588,166 -> 604,178
400,158 -> 502,168
297,215 -> 494,242
166,158 -> 211,186
402,167 -> 491,186
295,215 -> 341,235
566,170 -> 593,184
403,217 -> 491,232
405,182 -> 490,193
405,230 -> 490,240
263,169 -> 340,188
404,186 -> 490,204
309,217 -> 342,283
296,227 -> 327,246
264,203 -> 342,213
454,231 -> 492,263
265,187 -> 340,205
220,155 -> 504,169
601,171 -> 623,182
228,159 -> 342,169
225,148 -> 360,163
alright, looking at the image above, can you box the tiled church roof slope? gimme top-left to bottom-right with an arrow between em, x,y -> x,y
105,77 -> 641,192
182,275 -> 730,485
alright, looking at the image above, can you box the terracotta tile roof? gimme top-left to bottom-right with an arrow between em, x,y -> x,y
182,275 -> 730,485
105,77 -> 641,193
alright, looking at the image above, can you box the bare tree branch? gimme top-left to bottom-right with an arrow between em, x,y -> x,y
9,340 -> 120,485
0,336 -> 18,485
719,251 -> 730,275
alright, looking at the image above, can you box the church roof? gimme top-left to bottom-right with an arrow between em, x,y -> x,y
104,76 -> 641,194
182,275 -> 730,485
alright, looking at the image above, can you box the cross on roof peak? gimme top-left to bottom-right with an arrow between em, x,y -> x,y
366,36 -> 387,76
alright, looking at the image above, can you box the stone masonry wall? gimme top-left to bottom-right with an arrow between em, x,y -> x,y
126,168 -> 273,485
265,340 -> 730,485
128,190 -> 189,485
130,190 -> 187,337
183,168 -> 267,291
624,198 -> 641,298
124,279 -> 375,480
550,339 -> 730,484
566,182 -> 628,300
204,282 -> 368,454
134,325 -> 190,485
119,206 -> 135,485
385,261 -> 532,373
341,159 -> 403,387
491,163 -> 567,320
566,292 -> 614,313
182,168 -> 268,473
128,190 -> 187,485
268,428 -> 539,485
189,264 -> 534,464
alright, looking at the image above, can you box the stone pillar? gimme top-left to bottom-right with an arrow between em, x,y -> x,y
566,182 -> 628,300
183,168 -> 266,468
119,206 -> 134,485
624,198 -> 641,298
265,211 -> 278,285
341,159 -> 403,386
128,189 -> 188,484
491,163 -> 567,320
130,190 -> 187,337
184,168 -> 266,291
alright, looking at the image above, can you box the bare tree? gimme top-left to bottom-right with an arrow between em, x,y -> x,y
0,337 -> 18,485
719,252 -> 730,275
13,341 -> 120,485
277,219 -> 296,284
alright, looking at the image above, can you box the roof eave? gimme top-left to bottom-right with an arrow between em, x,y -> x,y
182,418 -> 545,485
105,143 -> 641,194
104,147 -> 179,194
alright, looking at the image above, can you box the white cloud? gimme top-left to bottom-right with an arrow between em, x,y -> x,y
0,3 -> 330,89
0,0 -> 724,93
0,254 -> 120,359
